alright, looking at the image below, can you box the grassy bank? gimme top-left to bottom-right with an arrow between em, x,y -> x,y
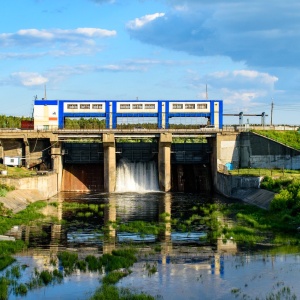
0,201 -> 54,272
218,174 -> 300,246
228,168 -> 300,178
0,201 -> 49,235
252,130 -> 300,150
0,164 -> 36,179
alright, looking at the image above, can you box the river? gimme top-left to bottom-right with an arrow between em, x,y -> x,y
2,191 -> 300,299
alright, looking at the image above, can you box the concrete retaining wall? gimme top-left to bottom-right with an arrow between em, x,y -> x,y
217,132 -> 300,170
0,190 -> 47,213
0,173 -> 58,199
215,172 -> 274,209
216,172 -> 261,197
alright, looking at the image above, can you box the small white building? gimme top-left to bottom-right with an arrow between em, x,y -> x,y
4,156 -> 21,167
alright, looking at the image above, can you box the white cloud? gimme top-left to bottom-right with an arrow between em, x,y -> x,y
127,13 -> 165,30
0,27 -> 116,48
73,28 -> 116,37
10,72 -> 48,86
232,70 -> 278,85
188,68 -> 277,111
221,89 -> 263,106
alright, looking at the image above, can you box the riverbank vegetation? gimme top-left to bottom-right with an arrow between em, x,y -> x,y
0,201 -> 56,273
261,176 -> 300,216
219,175 -> 300,246
252,129 -> 300,150
0,201 -> 50,235
0,184 -> 15,198
228,168 -> 300,178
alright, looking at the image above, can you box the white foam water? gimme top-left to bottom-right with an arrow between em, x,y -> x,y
115,158 -> 159,192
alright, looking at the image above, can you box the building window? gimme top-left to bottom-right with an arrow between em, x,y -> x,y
197,104 -> 208,109
145,104 -> 155,109
132,104 -> 143,109
80,104 -> 90,109
173,104 -> 183,109
92,104 -> 102,109
120,104 -> 130,109
185,104 -> 195,109
67,104 -> 78,109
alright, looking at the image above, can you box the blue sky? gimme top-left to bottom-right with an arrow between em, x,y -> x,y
1,0 -> 299,125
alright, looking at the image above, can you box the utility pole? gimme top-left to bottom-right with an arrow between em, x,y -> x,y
44,84 -> 48,100
270,99 -> 274,126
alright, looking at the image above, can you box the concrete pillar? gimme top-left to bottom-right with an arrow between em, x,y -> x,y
158,133 -> 172,192
212,132 -> 240,189
51,141 -> 63,192
23,137 -> 30,168
103,133 -> 116,192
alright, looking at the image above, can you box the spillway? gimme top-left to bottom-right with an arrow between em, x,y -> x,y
115,159 -> 159,192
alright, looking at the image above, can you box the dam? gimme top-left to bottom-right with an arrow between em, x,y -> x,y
0,128 -> 300,197
1,98 -> 300,197
0,129 -> 215,193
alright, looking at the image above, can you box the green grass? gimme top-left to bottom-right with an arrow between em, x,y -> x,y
0,184 -> 15,198
0,164 -> 36,178
221,201 -> 300,245
252,130 -> 300,150
0,256 -> 15,271
228,168 -> 300,178
0,201 -> 47,235
0,201 -> 49,273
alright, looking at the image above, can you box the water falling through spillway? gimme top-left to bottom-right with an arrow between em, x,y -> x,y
115,159 -> 159,192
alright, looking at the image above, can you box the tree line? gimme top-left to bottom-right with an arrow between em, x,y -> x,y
0,115 -> 31,128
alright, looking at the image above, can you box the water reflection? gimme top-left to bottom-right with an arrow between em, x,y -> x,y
7,192 -> 237,257
4,192 -> 300,299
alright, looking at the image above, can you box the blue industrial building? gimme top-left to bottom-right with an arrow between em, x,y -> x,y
34,99 -> 223,130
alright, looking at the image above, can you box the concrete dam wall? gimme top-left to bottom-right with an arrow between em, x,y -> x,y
61,141 -> 212,193
216,131 -> 300,170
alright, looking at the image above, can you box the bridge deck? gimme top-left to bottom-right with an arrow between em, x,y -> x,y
0,128 -> 223,140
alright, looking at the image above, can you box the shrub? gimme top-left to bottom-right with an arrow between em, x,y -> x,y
270,190 -> 293,211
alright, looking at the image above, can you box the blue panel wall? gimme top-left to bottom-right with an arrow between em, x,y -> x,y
35,99 -> 223,129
